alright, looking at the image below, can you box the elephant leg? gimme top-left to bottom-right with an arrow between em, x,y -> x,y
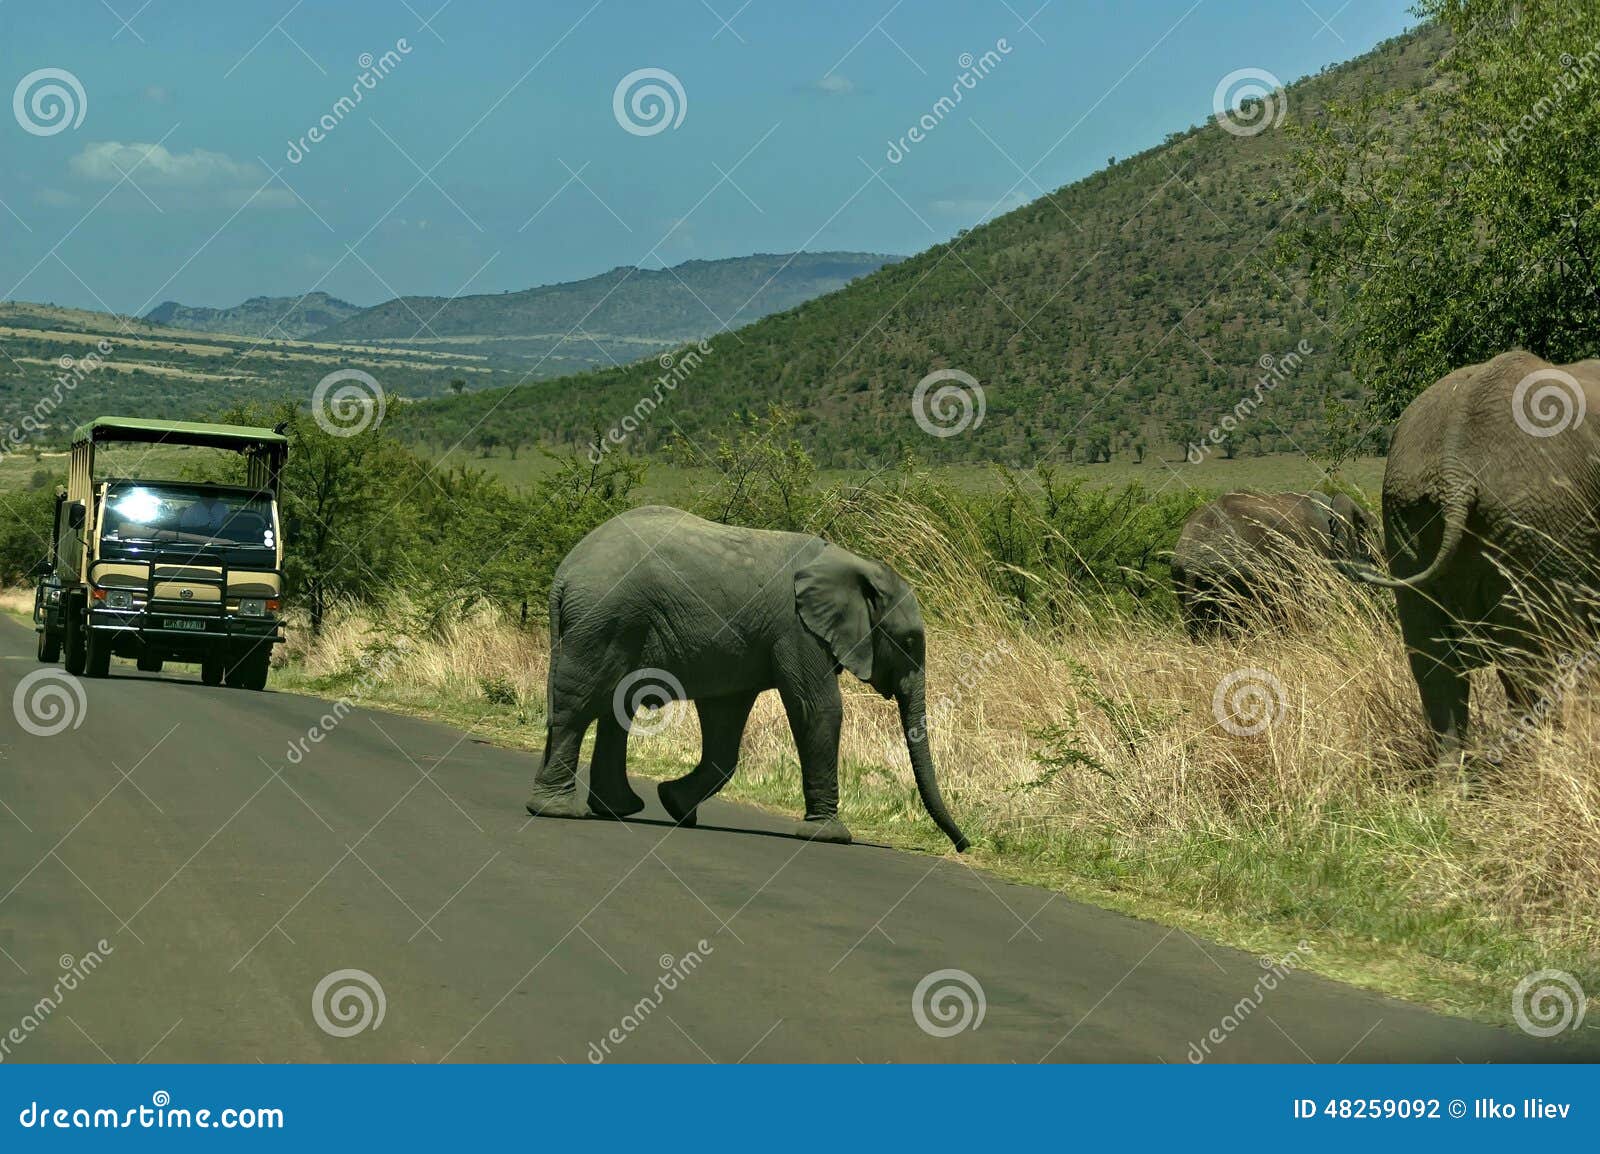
1396,591 -> 1472,772
587,712 -> 645,819
659,691 -> 758,827
777,675 -> 851,845
526,706 -> 591,820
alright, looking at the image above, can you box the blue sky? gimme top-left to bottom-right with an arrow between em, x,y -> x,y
1,0 -> 1417,315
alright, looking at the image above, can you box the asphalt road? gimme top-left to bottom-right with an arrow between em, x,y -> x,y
0,616 -> 1588,1064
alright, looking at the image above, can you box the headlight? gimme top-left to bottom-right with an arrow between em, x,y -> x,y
44,588 -> 61,604
239,598 -> 266,616
106,589 -> 133,610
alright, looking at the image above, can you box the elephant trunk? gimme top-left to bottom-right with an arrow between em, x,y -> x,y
897,674 -> 970,852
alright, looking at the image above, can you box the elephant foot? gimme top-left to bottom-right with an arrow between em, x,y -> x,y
525,786 -> 589,820
657,780 -> 699,828
799,816 -> 852,845
588,786 -> 646,820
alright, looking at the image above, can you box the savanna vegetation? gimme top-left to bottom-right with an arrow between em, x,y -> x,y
3,3 -> 1597,1025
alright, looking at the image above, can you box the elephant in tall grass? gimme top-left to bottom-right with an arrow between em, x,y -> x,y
1341,350 -> 1600,767
525,505 -> 970,851
1171,490 -> 1376,637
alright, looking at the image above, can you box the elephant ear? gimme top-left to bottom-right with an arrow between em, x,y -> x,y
795,548 -> 878,681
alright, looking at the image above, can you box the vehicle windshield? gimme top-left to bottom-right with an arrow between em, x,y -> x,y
100,484 -> 275,550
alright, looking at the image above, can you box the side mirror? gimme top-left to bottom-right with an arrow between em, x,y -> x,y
284,515 -> 303,546
67,501 -> 85,529
28,558 -> 52,580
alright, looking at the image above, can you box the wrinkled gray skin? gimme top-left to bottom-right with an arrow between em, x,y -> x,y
1171,490 -> 1377,637
1342,351 -> 1600,768
526,505 -> 970,851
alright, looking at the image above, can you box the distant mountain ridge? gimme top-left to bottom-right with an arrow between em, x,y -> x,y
311,251 -> 901,347
143,252 -> 901,375
143,292 -> 362,340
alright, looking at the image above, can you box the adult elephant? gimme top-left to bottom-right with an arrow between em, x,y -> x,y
1171,490 -> 1375,637
1342,350 -> 1600,767
525,505 -> 970,851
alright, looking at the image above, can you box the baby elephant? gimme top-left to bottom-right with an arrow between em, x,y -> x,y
525,505 -> 969,851
1171,490 -> 1376,637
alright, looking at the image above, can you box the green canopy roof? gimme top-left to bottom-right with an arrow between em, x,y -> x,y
72,416 -> 287,451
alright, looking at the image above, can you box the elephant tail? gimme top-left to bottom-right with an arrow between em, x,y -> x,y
1335,474 -> 1473,591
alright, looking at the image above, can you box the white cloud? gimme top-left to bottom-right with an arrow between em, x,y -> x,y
69,141 -> 261,187
814,74 -> 855,95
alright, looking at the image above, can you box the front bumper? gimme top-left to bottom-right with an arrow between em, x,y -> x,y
88,605 -> 283,652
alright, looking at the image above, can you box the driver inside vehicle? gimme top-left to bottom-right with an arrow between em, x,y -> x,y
178,493 -> 232,536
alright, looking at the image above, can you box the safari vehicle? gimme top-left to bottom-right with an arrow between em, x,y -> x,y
33,417 -> 289,689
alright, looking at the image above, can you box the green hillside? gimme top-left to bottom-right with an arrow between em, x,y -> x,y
395,26 -> 1446,466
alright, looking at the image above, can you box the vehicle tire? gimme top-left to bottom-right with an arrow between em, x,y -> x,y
85,626 -> 112,679
224,645 -> 270,691
63,600 -> 87,676
200,657 -> 224,687
136,652 -> 163,673
37,628 -> 61,663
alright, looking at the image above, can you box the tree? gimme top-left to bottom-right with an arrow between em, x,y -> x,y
1287,0 -> 1600,430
